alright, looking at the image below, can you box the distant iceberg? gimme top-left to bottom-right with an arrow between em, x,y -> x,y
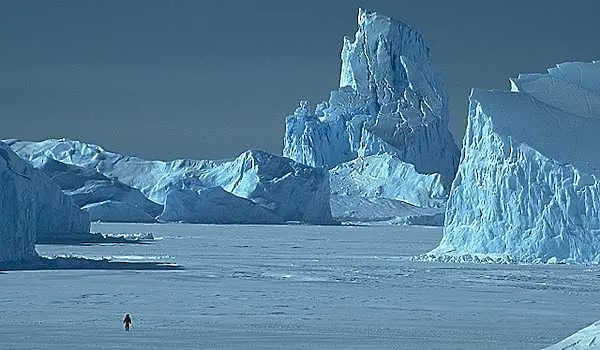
7,139 -> 333,225
429,61 -> 600,263
159,188 -> 284,224
283,9 -> 459,223
38,157 -> 162,223
329,154 -> 446,224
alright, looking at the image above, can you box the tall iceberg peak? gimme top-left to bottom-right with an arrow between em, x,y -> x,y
283,9 -> 458,186
429,60 -> 600,264
340,8 -> 438,116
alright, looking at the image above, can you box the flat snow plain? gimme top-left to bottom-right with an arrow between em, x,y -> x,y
1,223 -> 599,349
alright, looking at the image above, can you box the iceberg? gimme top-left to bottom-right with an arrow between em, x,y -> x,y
7,139 -> 333,224
283,9 -> 458,223
430,61 -> 600,263
37,157 -> 162,222
329,154 -> 446,224
159,188 -> 284,224
283,9 -> 459,186
0,141 -> 89,263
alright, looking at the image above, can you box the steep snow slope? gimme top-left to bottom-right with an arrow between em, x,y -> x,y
430,61 -> 600,263
7,139 -> 332,224
283,9 -> 459,186
37,157 -> 162,222
159,188 -> 284,224
0,142 -> 89,262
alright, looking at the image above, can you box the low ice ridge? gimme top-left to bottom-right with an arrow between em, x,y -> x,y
6,139 -> 333,225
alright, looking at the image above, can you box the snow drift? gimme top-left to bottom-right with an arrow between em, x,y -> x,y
430,61 -> 600,263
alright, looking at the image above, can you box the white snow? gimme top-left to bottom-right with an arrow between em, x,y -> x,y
1,223 -> 596,349
283,8 -> 459,185
430,61 -> 600,263
0,141 -> 89,262
6,139 -> 333,224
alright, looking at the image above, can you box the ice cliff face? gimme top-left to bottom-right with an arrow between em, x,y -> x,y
283,9 -> 459,186
430,61 -> 600,263
0,142 -> 37,262
0,142 -> 89,263
7,139 -> 332,224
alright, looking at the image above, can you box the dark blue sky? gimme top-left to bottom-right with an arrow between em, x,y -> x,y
1,0 -> 598,160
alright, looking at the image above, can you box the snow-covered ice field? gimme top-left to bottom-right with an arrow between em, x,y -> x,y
2,223 -> 599,349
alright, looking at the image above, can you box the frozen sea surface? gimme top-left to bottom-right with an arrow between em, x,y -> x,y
2,223 -> 600,349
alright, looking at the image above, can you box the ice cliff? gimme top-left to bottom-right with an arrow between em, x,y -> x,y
429,61 -> 600,263
283,9 -> 459,185
7,139 -> 332,224
283,9 -> 458,223
0,142 -> 89,263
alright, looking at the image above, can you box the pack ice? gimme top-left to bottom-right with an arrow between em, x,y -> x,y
283,9 -> 459,223
0,141 -> 89,263
430,61 -> 600,263
7,139 -> 332,225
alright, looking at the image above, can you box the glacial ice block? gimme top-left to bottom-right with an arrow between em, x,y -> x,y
430,61 -> 600,263
283,8 -> 459,186
328,154 -> 446,224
